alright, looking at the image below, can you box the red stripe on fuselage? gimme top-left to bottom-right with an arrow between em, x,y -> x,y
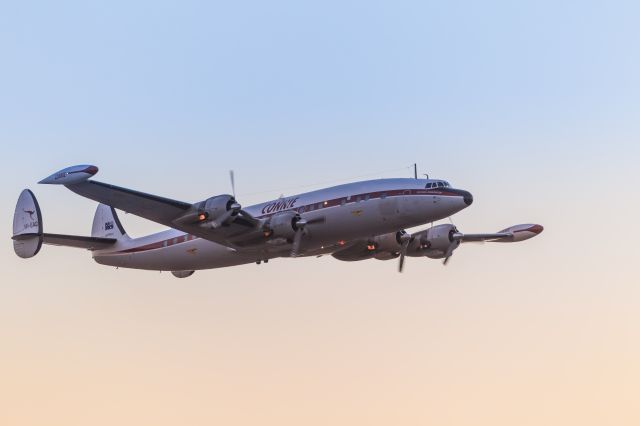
109,189 -> 462,255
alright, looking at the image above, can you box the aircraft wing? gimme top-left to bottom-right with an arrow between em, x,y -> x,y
456,232 -> 512,242
455,224 -> 544,243
65,180 -> 193,229
39,166 -> 262,247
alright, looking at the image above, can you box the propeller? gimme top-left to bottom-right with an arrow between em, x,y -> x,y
397,231 -> 412,273
442,228 -> 460,265
291,216 -> 326,257
210,201 -> 242,228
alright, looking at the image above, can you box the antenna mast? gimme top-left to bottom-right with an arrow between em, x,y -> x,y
413,163 -> 418,179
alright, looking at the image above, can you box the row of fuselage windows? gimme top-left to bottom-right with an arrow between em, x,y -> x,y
162,234 -> 197,247
304,194 -> 384,212
303,191 -> 403,212
303,184 -> 447,213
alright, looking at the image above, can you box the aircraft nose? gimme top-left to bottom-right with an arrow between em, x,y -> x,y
461,190 -> 473,206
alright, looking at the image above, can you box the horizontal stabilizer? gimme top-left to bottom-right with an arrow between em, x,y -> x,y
12,233 -> 116,250
41,233 -> 116,250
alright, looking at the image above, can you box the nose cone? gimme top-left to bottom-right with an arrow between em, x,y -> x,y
461,190 -> 473,206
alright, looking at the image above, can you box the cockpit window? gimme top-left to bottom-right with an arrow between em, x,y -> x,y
426,181 -> 451,189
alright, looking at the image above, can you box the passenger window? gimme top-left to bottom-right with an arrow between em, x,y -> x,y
437,182 -> 444,188
425,183 -> 432,189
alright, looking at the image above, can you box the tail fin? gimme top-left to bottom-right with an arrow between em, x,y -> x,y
92,204 -> 129,241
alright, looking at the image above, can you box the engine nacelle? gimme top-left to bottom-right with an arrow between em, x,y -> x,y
201,195 -> 235,220
266,211 -> 299,240
419,224 -> 460,259
372,231 -> 405,260
174,194 -> 238,226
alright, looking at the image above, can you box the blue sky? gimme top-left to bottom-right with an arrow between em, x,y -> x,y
2,1 -> 637,186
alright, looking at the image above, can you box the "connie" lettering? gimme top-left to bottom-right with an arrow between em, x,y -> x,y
261,197 -> 299,214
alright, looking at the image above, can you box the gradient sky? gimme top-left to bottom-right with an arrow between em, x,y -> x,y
1,1 -> 639,425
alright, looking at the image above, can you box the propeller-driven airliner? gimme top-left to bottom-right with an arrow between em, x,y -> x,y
12,165 -> 543,277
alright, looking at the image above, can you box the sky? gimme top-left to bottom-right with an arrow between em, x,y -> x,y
1,0 -> 639,425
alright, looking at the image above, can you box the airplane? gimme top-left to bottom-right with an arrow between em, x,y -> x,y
12,165 -> 543,278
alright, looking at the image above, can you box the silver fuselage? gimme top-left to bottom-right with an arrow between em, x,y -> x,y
93,178 -> 472,271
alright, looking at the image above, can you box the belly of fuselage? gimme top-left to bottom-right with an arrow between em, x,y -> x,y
94,238 -> 259,271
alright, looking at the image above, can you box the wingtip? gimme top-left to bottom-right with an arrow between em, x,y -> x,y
38,165 -> 99,185
529,224 -> 544,235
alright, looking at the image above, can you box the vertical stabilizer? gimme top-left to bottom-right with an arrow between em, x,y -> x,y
92,204 -> 129,241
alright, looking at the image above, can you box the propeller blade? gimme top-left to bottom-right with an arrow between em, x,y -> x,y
291,229 -> 304,257
210,202 -> 242,228
210,210 -> 234,228
229,170 -> 236,198
442,242 -> 458,266
398,250 -> 406,272
397,232 -> 412,273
